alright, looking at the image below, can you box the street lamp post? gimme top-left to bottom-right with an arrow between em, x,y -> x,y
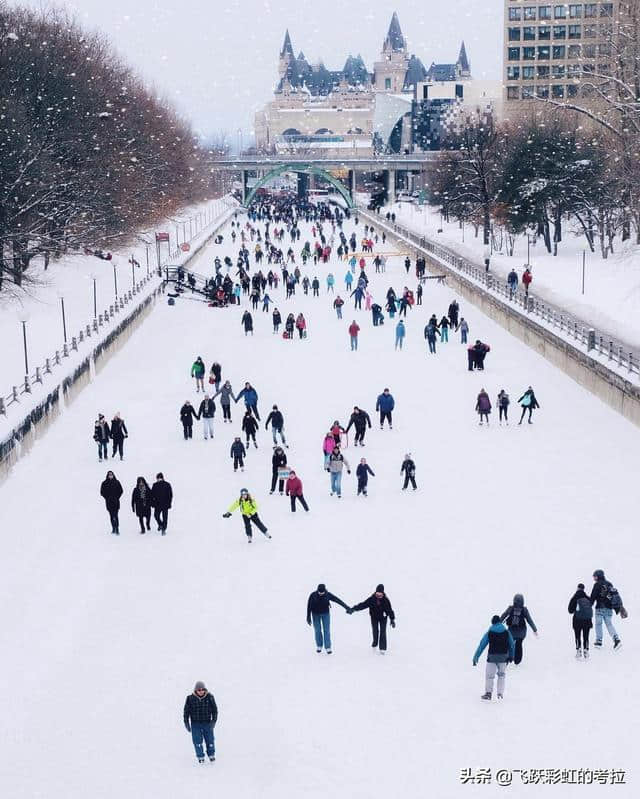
527,234 -> 531,267
60,295 -> 67,344
131,256 -> 135,289
113,263 -> 118,299
92,276 -> 97,319
20,318 -> 29,377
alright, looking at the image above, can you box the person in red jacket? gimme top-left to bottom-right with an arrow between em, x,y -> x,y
285,470 -> 309,512
348,320 -> 360,351
522,268 -> 532,297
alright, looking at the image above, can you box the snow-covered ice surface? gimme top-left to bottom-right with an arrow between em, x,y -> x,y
0,212 -> 638,798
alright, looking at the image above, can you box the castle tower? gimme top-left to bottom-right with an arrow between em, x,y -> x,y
457,40 -> 471,79
373,12 -> 410,93
278,29 -> 295,79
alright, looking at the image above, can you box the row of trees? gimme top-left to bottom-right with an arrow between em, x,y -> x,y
0,3 -> 214,291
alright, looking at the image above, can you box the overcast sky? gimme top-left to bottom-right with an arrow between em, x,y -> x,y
21,0 -> 502,140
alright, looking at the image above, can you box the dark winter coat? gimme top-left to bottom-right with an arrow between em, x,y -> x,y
590,575 -> 614,609
500,595 -> 537,640
94,420 -> 111,443
424,323 -> 440,341
476,392 -> 492,413
242,414 -> 259,435
353,593 -> 395,622
265,410 -> 284,431
184,692 -> 218,726
241,312 -> 253,331
272,449 -> 287,471
518,389 -> 539,409
272,310 -> 282,326
236,386 -> 258,407
401,458 -> 416,477
356,464 -> 375,484
198,398 -> 216,418
230,440 -> 246,458
473,622 -> 515,664
307,590 -> 350,621
568,589 -> 593,628
151,479 -> 173,510
100,477 -> 123,511
376,393 -> 395,413
131,483 -> 152,516
110,418 -> 128,442
346,410 -> 371,433
180,403 -> 198,424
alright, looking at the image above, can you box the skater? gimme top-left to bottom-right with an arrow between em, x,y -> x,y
265,405 -> 287,447
241,310 -> 253,336
236,382 -> 260,419
334,295 -> 344,319
100,470 -> 123,535
328,447 -> 351,498
395,319 -> 406,350
183,681 -> 218,763
376,388 -> 394,429
507,269 -> 518,299
346,406 -> 372,446
400,453 -> 417,490
209,361 -> 222,392
306,583 -> 352,654
568,583 -> 593,659
295,313 -> 307,339
285,470 -> 309,512
151,472 -> 172,534
356,458 -> 375,496
439,315 -> 450,343
416,284 -> 422,306
348,320 -> 360,351
326,273 -> 335,293
518,386 -> 540,425
590,569 -> 624,650
242,410 -> 259,448
476,389 -> 492,425
500,594 -> 538,665
371,303 -> 383,326
459,317 -> 469,344
131,476 -> 152,533
94,414 -> 111,461
497,390 -> 510,424
214,380 -> 235,422
222,488 -> 270,542
191,357 -> 206,392
448,299 -> 459,328
472,615 -> 515,701
330,420 -> 346,446
344,271 -> 353,290
522,267 -> 532,297
323,431 -> 336,469
198,394 -> 216,440
272,308 -> 282,333
285,313 -> 295,339
230,437 -> 246,472
424,319 -> 440,354
180,400 -> 198,440
312,277 -> 320,297
110,412 -> 128,460
270,445 -> 288,494
470,340 -> 490,371
351,584 -> 395,653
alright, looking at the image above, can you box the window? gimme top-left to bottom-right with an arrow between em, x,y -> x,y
584,24 -> 597,36
582,62 -> 595,73
599,23 -> 613,36
536,84 -> 550,97
524,6 -> 537,19
568,44 -> 581,57
523,46 -> 536,59
567,84 -> 579,96
552,63 -> 565,77
598,62 -> 612,75
509,27 -> 521,40
554,5 -> 567,18
523,65 -> 535,79
582,43 -> 596,57
552,45 -> 566,58
539,5 -> 552,19
385,78 -> 391,89
554,25 -> 566,37
522,86 -> 534,98
552,84 -> 565,97
507,66 -> 521,79
539,25 -> 551,39
568,24 -> 582,38
538,45 -> 551,59
509,7 -> 522,20
507,86 -> 520,100
508,47 -> 521,61
600,3 -> 613,16
537,65 -> 550,77
569,4 -> 582,17
598,43 -> 612,56
523,26 -> 536,40
584,3 -> 597,17
567,63 -> 581,75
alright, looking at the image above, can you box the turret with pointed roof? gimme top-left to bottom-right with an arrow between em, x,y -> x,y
278,29 -> 295,78
457,41 -> 470,77
280,29 -> 294,58
384,11 -> 406,53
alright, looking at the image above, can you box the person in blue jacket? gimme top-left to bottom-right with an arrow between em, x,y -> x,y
235,382 -> 260,420
375,388 -> 395,429
395,319 -> 406,350
473,615 -> 515,701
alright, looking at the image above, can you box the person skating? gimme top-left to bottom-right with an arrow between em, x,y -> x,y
242,409 -> 259,448
322,432 -> 336,469
230,437 -> 246,472
356,458 -> 375,496
272,308 -> 282,333
424,319 -> 440,354
518,386 -> 540,425
191,357 -> 206,392
330,420 -> 346,447
469,340 -> 490,371
285,470 -> 309,512
346,406 -> 372,446
198,394 -> 216,440
500,594 -> 538,665
307,583 -> 352,654
376,388 -> 395,429
284,313 -> 295,339
94,414 -> 111,462
241,310 -> 253,336
236,382 -> 260,419
100,470 -> 123,535
180,400 -> 198,440
151,472 -> 172,534
265,405 -> 287,447
590,569 -> 625,650
270,446 -> 288,494
459,317 -> 469,344
351,584 -> 395,654
395,319 -> 405,350
110,412 -> 128,460
209,361 -> 222,392
295,313 -> 307,339
214,380 -> 235,423
348,320 -> 360,351
334,295 -> 344,319
507,269 -> 518,299
328,447 -> 351,498
400,453 -> 417,490
311,277 -> 320,297
131,476 -> 152,533
222,488 -> 270,542
183,681 -> 218,763
568,583 -> 593,659
473,615 -> 515,700
497,390 -> 510,425
448,299 -> 459,328
476,389 -> 492,426
439,315 -> 450,343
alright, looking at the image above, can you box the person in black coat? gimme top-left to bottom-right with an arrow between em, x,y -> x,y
110,413 -> 128,460
270,446 -> 287,493
345,406 -> 372,446
94,414 -> 110,461
183,681 -> 218,763
180,401 -> 198,440
198,395 -> 216,440
499,593 -> 538,664
272,308 -> 281,333
306,583 -> 352,654
151,472 -> 172,534
241,310 -> 253,335
131,476 -> 152,533
400,454 -> 417,490
230,437 -> 246,472
100,470 -> 123,535
265,405 -> 287,447
568,583 -> 593,658
351,584 -> 395,652
242,410 -> 259,448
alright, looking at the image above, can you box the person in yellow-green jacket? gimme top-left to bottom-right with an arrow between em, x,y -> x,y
222,488 -> 271,543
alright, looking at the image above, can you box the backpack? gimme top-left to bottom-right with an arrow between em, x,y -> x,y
601,582 -> 623,612
508,606 -> 526,628
575,596 -> 593,621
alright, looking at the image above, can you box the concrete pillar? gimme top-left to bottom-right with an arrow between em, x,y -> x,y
348,169 -> 356,202
384,169 -> 396,204
297,172 -> 309,200
241,169 -> 249,205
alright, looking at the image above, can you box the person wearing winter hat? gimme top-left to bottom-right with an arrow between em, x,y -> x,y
568,583 -> 593,658
351,584 -> 395,653
400,454 -> 417,491
473,615 -> 515,701
222,489 -> 270,543
306,584 -> 352,654
499,594 -> 538,664
590,569 -> 622,650
183,681 -> 218,763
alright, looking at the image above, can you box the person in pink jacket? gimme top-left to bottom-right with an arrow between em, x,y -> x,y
285,470 -> 310,513
323,433 -> 336,469
365,291 -> 372,311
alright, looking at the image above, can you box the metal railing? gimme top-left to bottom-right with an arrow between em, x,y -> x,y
359,206 -> 640,378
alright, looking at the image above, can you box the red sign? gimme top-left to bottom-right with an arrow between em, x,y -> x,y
155,232 -> 170,242
180,243 -> 191,252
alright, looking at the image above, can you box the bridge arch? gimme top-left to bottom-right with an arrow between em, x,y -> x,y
244,163 -> 355,209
